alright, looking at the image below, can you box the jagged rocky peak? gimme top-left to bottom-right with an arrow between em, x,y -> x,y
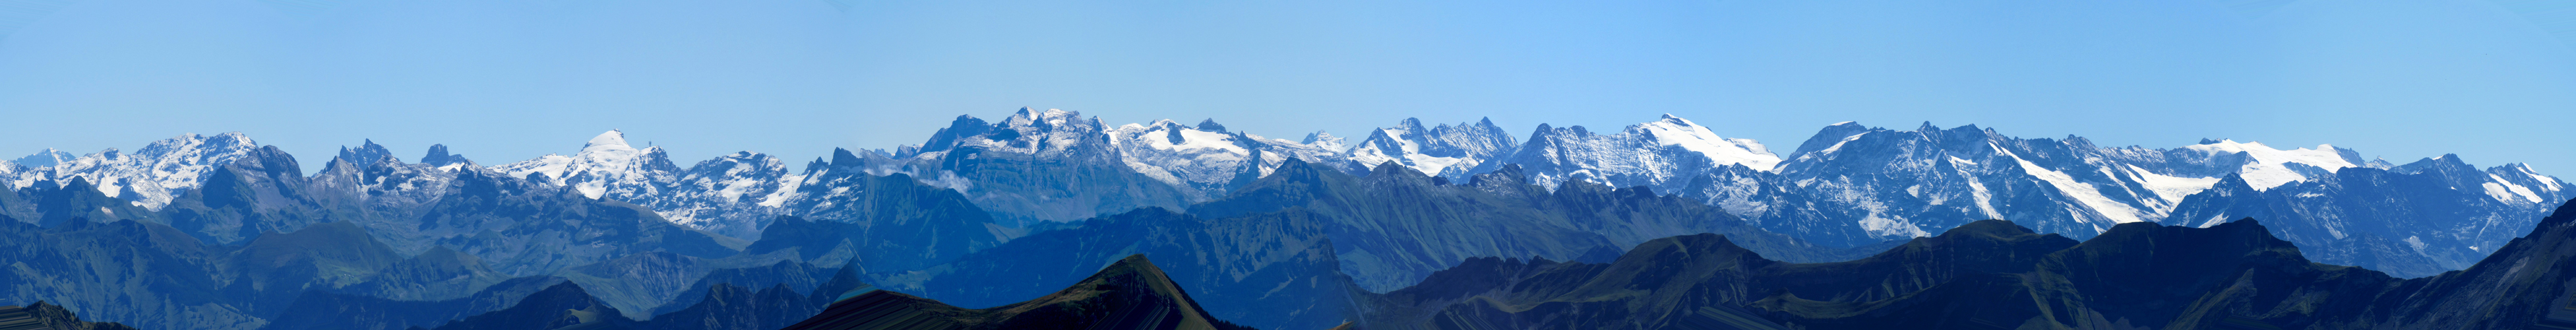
1481,114 -> 1777,193
1345,117 -> 1518,177
339,139 -> 399,164
1195,118 -> 1228,133
421,144 -> 472,167
2403,156 -> 2573,205
1108,115 -> 1362,195
677,150 -> 796,204
12,148 -> 75,168
332,139 -> 402,172
919,107 -> 1111,156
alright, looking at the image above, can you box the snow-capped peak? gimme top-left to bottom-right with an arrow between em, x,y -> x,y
586,130 -> 630,149
7,132 -> 264,209
2180,139 -> 2361,190
1345,117 -> 1517,176
1115,119 -> 1247,155
497,130 -> 676,199
1301,131 -> 1347,150
1629,114 -> 1780,171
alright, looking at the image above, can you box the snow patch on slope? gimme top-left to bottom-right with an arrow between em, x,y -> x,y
2183,140 -> 2357,190
2126,164 -> 2221,208
2002,146 -> 2147,224
2482,174 -> 2542,203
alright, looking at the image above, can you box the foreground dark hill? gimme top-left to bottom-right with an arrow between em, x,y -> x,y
1361,198 -> 2576,329
0,302 -> 137,330
375,265 -> 873,330
780,255 -> 1252,330
1356,218 -> 2073,329
903,208 -> 1357,330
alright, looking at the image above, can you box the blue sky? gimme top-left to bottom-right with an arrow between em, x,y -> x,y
1,0 -> 2571,174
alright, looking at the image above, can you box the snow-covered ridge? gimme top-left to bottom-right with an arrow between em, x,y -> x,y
1107,117 -> 1357,195
491,130 -> 795,237
2181,139 -> 2364,190
1484,114 -> 1779,191
5,133 -> 264,209
496,130 -> 679,199
1631,114 -> 1780,171
1345,117 -> 1517,177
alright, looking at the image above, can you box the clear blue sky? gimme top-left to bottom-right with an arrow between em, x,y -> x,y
2,0 -> 2571,174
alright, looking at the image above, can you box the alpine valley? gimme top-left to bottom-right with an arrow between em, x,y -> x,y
1,108 -> 2569,330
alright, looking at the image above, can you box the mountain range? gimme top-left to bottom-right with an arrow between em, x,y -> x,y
0,108 -> 2566,329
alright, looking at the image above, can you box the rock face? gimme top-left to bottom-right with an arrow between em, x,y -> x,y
1359,199 -> 2576,330
780,255 -> 1252,330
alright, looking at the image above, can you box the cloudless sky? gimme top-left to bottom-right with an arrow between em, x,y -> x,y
1,0 -> 2571,174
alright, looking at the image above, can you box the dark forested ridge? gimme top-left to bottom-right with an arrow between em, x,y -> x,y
1355,200 -> 2576,330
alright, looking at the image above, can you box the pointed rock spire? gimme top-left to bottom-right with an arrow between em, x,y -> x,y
1195,118 -> 1228,133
